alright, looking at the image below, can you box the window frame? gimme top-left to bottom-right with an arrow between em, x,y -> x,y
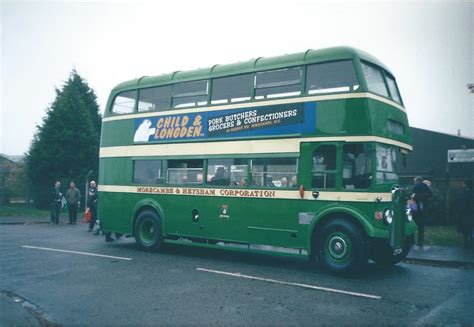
206,158 -> 250,188
210,73 -> 254,105
361,61 -> 390,98
110,89 -> 138,115
132,159 -> 165,185
171,80 -> 210,109
375,143 -> 400,185
341,142 -> 374,190
305,60 -> 360,96
253,66 -> 303,100
310,143 -> 340,190
384,72 -> 403,105
249,157 -> 299,189
166,158 -> 205,186
137,84 -> 172,112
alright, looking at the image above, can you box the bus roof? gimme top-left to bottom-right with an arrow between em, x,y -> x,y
112,46 -> 391,92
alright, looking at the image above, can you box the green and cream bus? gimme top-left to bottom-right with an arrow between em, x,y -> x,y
98,46 -> 415,274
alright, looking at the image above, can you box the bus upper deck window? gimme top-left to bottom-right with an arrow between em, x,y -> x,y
138,85 -> 171,112
111,90 -> 137,114
306,61 -> 359,95
211,74 -> 252,104
172,80 -> 208,109
255,67 -> 301,100
385,74 -> 402,104
362,62 -> 389,97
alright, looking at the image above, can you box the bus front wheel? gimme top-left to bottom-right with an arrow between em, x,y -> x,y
371,235 -> 413,266
316,219 -> 368,275
134,210 -> 164,251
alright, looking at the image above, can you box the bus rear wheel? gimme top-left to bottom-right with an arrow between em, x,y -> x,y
134,210 -> 164,251
316,219 -> 368,275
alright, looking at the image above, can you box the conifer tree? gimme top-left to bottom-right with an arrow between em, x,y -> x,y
26,70 -> 102,208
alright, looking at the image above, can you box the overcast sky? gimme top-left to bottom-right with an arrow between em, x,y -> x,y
1,0 -> 473,156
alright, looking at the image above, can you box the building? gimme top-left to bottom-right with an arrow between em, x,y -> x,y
0,154 -> 25,205
399,127 -> 473,224
399,127 -> 474,185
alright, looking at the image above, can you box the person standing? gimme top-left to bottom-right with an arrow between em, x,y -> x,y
66,182 -> 81,224
87,181 -> 98,232
455,180 -> 474,248
50,181 -> 62,225
412,176 -> 432,246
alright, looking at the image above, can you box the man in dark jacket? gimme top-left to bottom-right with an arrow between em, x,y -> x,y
456,180 -> 474,248
87,181 -> 98,232
412,176 -> 432,246
50,181 -> 62,225
66,181 -> 81,224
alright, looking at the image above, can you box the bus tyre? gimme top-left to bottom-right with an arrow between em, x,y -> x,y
316,219 -> 368,275
134,210 -> 164,251
371,236 -> 413,266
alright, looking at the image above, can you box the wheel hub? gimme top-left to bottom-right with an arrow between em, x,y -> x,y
328,236 -> 347,260
140,219 -> 156,243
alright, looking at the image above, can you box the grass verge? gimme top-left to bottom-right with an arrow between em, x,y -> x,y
424,225 -> 464,247
0,205 -> 50,218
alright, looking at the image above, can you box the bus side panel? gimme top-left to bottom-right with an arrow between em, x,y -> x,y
98,192 -> 136,233
315,98 -> 371,136
98,157 -> 133,233
100,120 -> 134,147
199,196 -> 308,249
367,99 -> 411,145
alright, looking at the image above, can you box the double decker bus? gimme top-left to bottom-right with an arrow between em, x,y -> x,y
98,46 -> 415,274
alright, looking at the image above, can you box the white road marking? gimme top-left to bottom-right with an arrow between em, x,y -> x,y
196,267 -> 381,300
22,245 -> 132,261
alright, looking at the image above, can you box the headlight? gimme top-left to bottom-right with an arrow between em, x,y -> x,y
406,208 -> 413,222
383,209 -> 393,224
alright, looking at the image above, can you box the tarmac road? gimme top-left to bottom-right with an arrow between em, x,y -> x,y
0,223 -> 473,326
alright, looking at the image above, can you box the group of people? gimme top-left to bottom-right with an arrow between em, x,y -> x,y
50,181 -> 81,225
50,180 -> 118,242
410,176 -> 474,248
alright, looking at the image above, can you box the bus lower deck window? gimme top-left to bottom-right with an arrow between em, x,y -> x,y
133,160 -> 163,185
342,144 -> 372,189
251,158 -> 297,188
167,159 -> 203,185
312,145 -> 337,189
207,159 -> 248,187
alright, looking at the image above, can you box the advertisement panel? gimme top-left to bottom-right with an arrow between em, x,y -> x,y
133,102 -> 316,143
